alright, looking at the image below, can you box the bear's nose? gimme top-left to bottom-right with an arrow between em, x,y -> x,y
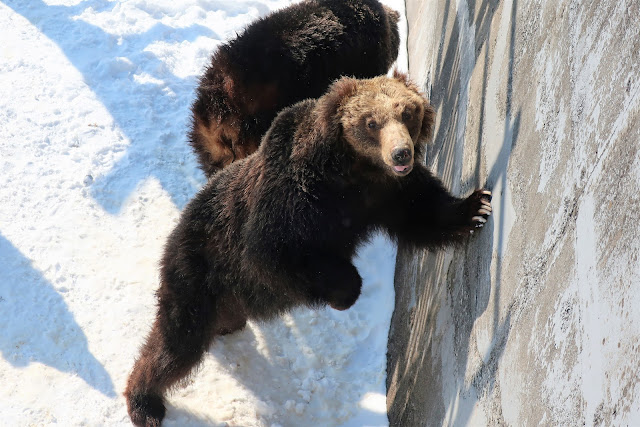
391,147 -> 412,165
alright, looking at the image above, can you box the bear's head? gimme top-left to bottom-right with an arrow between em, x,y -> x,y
316,71 -> 435,177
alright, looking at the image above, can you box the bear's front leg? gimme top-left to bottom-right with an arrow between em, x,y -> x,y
388,164 -> 494,247
307,255 -> 363,311
450,189 -> 492,235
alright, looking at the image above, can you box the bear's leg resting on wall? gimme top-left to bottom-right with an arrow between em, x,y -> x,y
450,189 -> 493,233
425,188 -> 492,241
392,164 -> 492,246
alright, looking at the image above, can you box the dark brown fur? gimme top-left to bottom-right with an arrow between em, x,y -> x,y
190,0 -> 400,177
126,73 -> 492,426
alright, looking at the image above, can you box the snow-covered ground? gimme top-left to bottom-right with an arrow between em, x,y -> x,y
0,0 -> 407,425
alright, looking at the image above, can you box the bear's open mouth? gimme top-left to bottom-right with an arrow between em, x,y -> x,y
393,164 -> 412,175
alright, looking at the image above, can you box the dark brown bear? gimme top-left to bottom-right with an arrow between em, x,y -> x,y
190,0 -> 400,177
125,72 -> 492,426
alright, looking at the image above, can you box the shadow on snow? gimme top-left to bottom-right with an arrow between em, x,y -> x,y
0,234 -> 115,397
2,0 -> 256,213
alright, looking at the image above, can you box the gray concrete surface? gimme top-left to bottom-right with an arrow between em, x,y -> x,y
387,0 -> 640,425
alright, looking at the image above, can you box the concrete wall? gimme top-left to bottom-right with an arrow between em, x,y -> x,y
387,0 -> 640,425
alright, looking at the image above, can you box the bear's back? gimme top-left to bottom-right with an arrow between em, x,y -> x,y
222,0 -> 398,102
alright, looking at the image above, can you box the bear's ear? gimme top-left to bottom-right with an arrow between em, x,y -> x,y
392,70 -> 427,102
315,77 -> 358,133
392,69 -> 437,145
392,69 -> 424,94
420,101 -> 436,144
392,69 -> 411,86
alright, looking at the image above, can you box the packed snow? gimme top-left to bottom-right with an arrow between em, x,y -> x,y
0,0 -> 407,425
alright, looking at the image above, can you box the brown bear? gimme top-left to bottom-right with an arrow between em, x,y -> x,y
125,72 -> 492,426
190,0 -> 400,177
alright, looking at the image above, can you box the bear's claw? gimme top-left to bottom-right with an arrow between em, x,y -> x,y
459,189 -> 493,234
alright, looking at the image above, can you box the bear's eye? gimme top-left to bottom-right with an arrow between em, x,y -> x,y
367,120 -> 378,130
401,111 -> 412,122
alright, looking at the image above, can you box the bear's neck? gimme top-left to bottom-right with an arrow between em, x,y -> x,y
301,137 -> 400,207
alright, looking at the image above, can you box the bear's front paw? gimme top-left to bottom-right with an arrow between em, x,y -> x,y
312,257 -> 362,311
459,189 -> 492,235
327,285 -> 362,311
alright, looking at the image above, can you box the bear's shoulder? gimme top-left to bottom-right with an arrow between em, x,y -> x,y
257,99 -> 318,160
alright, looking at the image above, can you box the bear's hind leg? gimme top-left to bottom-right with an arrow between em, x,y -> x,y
125,294 -> 217,426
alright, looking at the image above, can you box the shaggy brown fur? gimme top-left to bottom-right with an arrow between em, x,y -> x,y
125,73 -> 492,426
190,0 -> 400,177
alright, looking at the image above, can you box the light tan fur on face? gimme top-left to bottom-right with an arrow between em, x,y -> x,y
338,76 -> 428,176
194,117 -> 240,168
